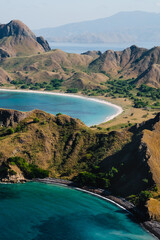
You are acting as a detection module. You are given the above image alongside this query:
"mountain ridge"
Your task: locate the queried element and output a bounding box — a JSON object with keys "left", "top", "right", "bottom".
{"left": 34, "top": 11, "right": 160, "bottom": 43}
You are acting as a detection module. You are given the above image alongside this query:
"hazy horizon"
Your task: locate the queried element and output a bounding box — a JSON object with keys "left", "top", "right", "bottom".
{"left": 1, "top": 0, "right": 160, "bottom": 29}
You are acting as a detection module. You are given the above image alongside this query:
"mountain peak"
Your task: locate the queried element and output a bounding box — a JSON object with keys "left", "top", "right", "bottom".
{"left": 0, "top": 20, "right": 51, "bottom": 57}
{"left": 0, "top": 20, "right": 36, "bottom": 40}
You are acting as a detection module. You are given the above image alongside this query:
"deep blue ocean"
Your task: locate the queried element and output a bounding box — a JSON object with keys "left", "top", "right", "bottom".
{"left": 0, "top": 182, "right": 155, "bottom": 240}
{"left": 0, "top": 91, "right": 118, "bottom": 126}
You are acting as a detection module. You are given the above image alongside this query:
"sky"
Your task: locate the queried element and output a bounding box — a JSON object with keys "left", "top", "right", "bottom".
{"left": 1, "top": 0, "right": 160, "bottom": 29}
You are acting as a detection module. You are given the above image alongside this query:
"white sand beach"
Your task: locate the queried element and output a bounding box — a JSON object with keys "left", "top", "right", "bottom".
{"left": 0, "top": 88, "right": 123, "bottom": 125}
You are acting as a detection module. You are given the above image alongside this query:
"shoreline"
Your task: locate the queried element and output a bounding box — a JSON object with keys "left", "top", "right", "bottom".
{"left": 0, "top": 88, "right": 123, "bottom": 126}
{"left": 33, "top": 178, "right": 160, "bottom": 239}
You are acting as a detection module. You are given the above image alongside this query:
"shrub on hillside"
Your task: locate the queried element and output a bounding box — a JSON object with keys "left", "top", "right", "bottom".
{"left": 8, "top": 157, "right": 49, "bottom": 179}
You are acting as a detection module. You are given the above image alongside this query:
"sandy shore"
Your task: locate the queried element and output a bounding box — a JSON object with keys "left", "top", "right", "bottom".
{"left": 0, "top": 88, "right": 123, "bottom": 125}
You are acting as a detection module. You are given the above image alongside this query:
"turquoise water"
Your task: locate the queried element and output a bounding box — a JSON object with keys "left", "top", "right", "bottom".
{"left": 0, "top": 182, "right": 155, "bottom": 240}
{"left": 0, "top": 91, "right": 118, "bottom": 126}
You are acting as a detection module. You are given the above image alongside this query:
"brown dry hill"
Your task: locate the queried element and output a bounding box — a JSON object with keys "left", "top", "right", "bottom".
{"left": 0, "top": 20, "right": 160, "bottom": 89}
{"left": 0, "top": 49, "right": 107, "bottom": 88}
{"left": 0, "top": 20, "right": 51, "bottom": 57}
{"left": 1, "top": 44, "right": 160, "bottom": 89}
{"left": 89, "top": 45, "right": 160, "bottom": 88}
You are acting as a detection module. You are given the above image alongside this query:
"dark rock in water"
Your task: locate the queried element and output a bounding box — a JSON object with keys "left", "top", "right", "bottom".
{"left": 37, "top": 36, "right": 51, "bottom": 52}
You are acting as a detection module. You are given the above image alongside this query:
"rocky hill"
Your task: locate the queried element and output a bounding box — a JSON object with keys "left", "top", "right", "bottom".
{"left": 0, "top": 20, "right": 160, "bottom": 88}
{"left": 0, "top": 108, "right": 159, "bottom": 221}
{"left": 89, "top": 45, "right": 160, "bottom": 88}
{"left": 0, "top": 40, "right": 160, "bottom": 88}
{"left": 0, "top": 20, "right": 51, "bottom": 57}
{"left": 0, "top": 48, "right": 107, "bottom": 88}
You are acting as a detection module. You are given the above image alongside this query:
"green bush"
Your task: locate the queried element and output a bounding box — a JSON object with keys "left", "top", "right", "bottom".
{"left": 21, "top": 85, "right": 28, "bottom": 89}
{"left": 56, "top": 113, "right": 62, "bottom": 116}
{"left": 33, "top": 118, "right": 40, "bottom": 123}
{"left": 66, "top": 88, "right": 78, "bottom": 93}
{"left": 8, "top": 157, "right": 49, "bottom": 179}
{"left": 10, "top": 162, "right": 16, "bottom": 166}
{"left": 108, "top": 167, "right": 118, "bottom": 178}
{"left": 7, "top": 128, "right": 15, "bottom": 135}
{"left": 74, "top": 171, "right": 110, "bottom": 189}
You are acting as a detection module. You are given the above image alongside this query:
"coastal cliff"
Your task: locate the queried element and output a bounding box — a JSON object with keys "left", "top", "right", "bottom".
{"left": 0, "top": 108, "right": 159, "bottom": 222}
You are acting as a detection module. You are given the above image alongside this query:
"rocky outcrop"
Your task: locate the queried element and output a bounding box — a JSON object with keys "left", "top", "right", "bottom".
{"left": 37, "top": 36, "right": 51, "bottom": 52}
{"left": 0, "top": 48, "right": 10, "bottom": 60}
{"left": 0, "top": 162, "right": 26, "bottom": 183}
{"left": 82, "top": 50, "right": 102, "bottom": 59}
{"left": 0, "top": 68, "right": 11, "bottom": 84}
{"left": 0, "top": 109, "right": 28, "bottom": 127}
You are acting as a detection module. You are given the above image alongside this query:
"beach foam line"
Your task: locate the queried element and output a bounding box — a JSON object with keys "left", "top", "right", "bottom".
{"left": 75, "top": 187, "right": 132, "bottom": 214}
{"left": 0, "top": 88, "right": 123, "bottom": 125}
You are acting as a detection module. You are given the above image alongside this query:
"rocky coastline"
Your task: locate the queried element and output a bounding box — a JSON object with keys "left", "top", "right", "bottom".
{"left": 33, "top": 178, "right": 160, "bottom": 239}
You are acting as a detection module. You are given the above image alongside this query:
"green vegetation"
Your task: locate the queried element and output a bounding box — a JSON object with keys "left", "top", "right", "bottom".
{"left": 83, "top": 80, "right": 160, "bottom": 109}
{"left": 11, "top": 79, "right": 64, "bottom": 91}
{"left": 74, "top": 166, "right": 118, "bottom": 189}
{"left": 7, "top": 128, "right": 15, "bottom": 135}
{"left": 129, "top": 190, "right": 153, "bottom": 207}
{"left": 66, "top": 88, "right": 78, "bottom": 93}
{"left": 56, "top": 113, "right": 63, "bottom": 116}
{"left": 33, "top": 117, "right": 40, "bottom": 123}
{"left": 8, "top": 157, "right": 49, "bottom": 179}
{"left": 137, "top": 85, "right": 160, "bottom": 100}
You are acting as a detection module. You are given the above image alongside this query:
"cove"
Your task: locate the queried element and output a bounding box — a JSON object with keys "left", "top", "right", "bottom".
{"left": 0, "top": 182, "right": 156, "bottom": 240}
{"left": 0, "top": 90, "right": 122, "bottom": 126}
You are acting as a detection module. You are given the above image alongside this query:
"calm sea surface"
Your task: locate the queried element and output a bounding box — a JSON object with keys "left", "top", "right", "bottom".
{"left": 0, "top": 91, "right": 118, "bottom": 126}
{"left": 0, "top": 182, "right": 155, "bottom": 240}
{"left": 49, "top": 42, "right": 160, "bottom": 53}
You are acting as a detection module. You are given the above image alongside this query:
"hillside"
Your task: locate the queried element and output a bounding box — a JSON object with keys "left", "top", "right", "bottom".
{"left": 34, "top": 11, "right": 160, "bottom": 43}
{"left": 0, "top": 109, "right": 160, "bottom": 221}
{"left": 0, "top": 109, "right": 130, "bottom": 179}
{"left": 0, "top": 20, "right": 160, "bottom": 89}
{"left": 0, "top": 36, "right": 160, "bottom": 89}
{"left": 89, "top": 45, "right": 160, "bottom": 88}
{"left": 0, "top": 20, "right": 51, "bottom": 57}
{"left": 0, "top": 49, "right": 108, "bottom": 89}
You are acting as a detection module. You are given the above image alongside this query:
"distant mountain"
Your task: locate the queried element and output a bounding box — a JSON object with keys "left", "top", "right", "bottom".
{"left": 0, "top": 20, "right": 51, "bottom": 57}
{"left": 34, "top": 11, "right": 160, "bottom": 44}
